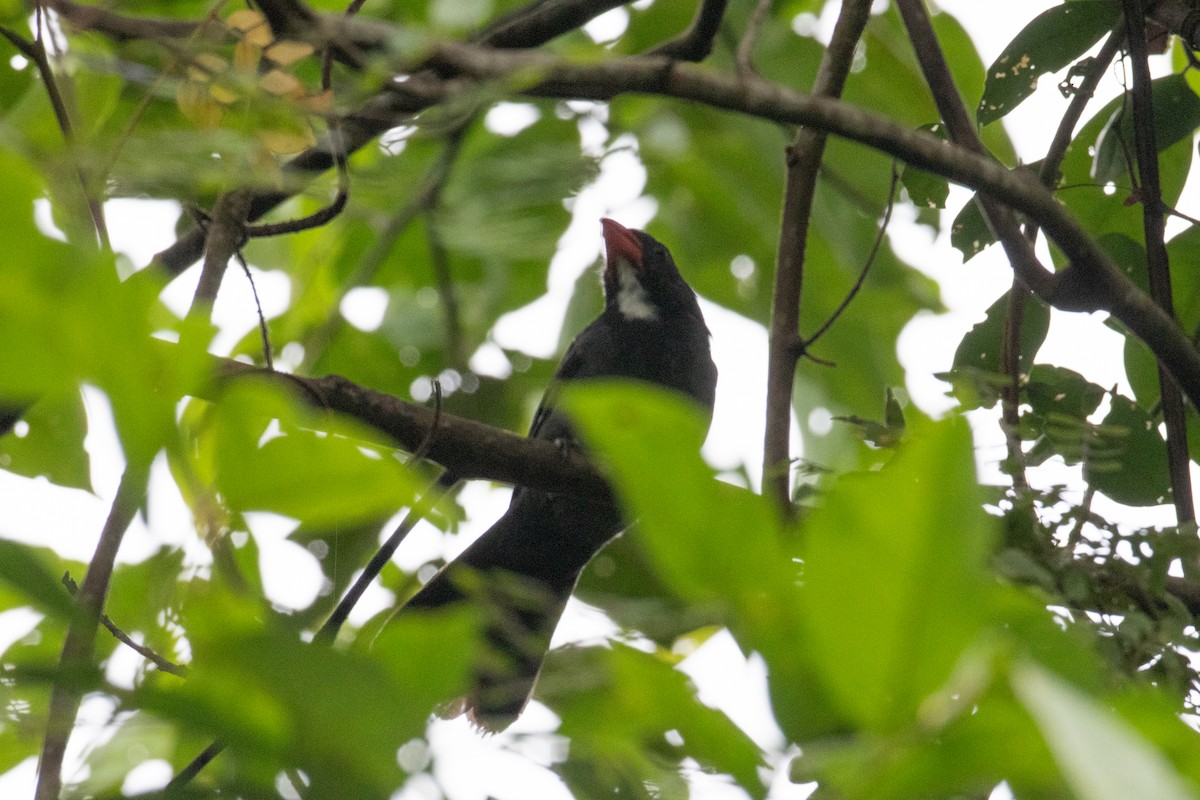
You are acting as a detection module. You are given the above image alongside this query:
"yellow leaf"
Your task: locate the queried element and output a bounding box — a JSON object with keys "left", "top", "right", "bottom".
{"left": 234, "top": 39, "right": 263, "bottom": 70}
{"left": 227, "top": 9, "right": 273, "bottom": 47}
{"left": 265, "top": 40, "right": 315, "bottom": 66}
{"left": 226, "top": 9, "right": 266, "bottom": 32}
{"left": 209, "top": 81, "right": 239, "bottom": 105}
{"left": 300, "top": 89, "right": 333, "bottom": 113}
{"left": 177, "top": 81, "right": 223, "bottom": 128}
{"left": 187, "top": 52, "right": 227, "bottom": 82}
{"left": 260, "top": 124, "right": 316, "bottom": 155}
{"left": 259, "top": 69, "right": 304, "bottom": 98}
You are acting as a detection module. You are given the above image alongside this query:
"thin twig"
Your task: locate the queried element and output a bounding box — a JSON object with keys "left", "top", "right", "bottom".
{"left": 315, "top": 381, "right": 447, "bottom": 645}
{"left": 1121, "top": 0, "right": 1195, "bottom": 531}
{"left": 762, "top": 0, "right": 872, "bottom": 513}
{"left": 1, "top": 9, "right": 108, "bottom": 249}
{"left": 425, "top": 215, "right": 466, "bottom": 368}
{"left": 244, "top": 124, "right": 350, "bottom": 238}
{"left": 234, "top": 251, "right": 274, "bottom": 370}
{"left": 62, "top": 573, "right": 189, "bottom": 677}
{"left": 800, "top": 163, "right": 900, "bottom": 352}
{"left": 736, "top": 0, "right": 773, "bottom": 79}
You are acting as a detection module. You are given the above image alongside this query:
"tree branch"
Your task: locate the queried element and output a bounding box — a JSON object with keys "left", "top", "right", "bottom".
{"left": 204, "top": 355, "right": 612, "bottom": 499}
{"left": 35, "top": 466, "right": 150, "bottom": 800}
{"left": 408, "top": 43, "right": 1200, "bottom": 416}
{"left": 1122, "top": 0, "right": 1195, "bottom": 527}
{"left": 148, "top": 0, "right": 629, "bottom": 276}
{"left": 189, "top": 190, "right": 252, "bottom": 316}
{"left": 763, "top": 0, "right": 871, "bottom": 512}
{"left": 647, "top": 0, "right": 729, "bottom": 61}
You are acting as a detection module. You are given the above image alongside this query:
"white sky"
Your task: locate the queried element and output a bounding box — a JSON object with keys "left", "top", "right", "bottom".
{"left": 2, "top": 1, "right": 1193, "bottom": 798}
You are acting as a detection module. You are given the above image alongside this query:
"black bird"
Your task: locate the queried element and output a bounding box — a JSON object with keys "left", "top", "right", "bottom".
{"left": 403, "top": 218, "right": 717, "bottom": 730}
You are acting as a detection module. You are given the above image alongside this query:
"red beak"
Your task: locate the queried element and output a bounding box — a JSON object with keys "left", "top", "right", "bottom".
{"left": 601, "top": 218, "right": 643, "bottom": 270}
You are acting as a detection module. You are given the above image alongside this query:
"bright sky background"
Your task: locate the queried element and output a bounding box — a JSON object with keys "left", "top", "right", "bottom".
{"left": 2, "top": 0, "right": 1193, "bottom": 797}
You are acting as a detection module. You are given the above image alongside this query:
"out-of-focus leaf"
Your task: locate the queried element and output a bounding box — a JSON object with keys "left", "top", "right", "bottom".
{"left": 138, "top": 593, "right": 477, "bottom": 797}
{"left": 1013, "top": 660, "right": 1198, "bottom": 800}
{"left": 801, "top": 416, "right": 994, "bottom": 731}
{"left": 1082, "top": 394, "right": 1171, "bottom": 507}
{"left": 565, "top": 383, "right": 844, "bottom": 741}
{"left": 206, "top": 381, "right": 420, "bottom": 526}
{"left": 1094, "top": 75, "right": 1200, "bottom": 184}
{"left": 0, "top": 391, "right": 90, "bottom": 491}
{"left": 0, "top": 540, "right": 77, "bottom": 621}
{"left": 978, "top": 1, "right": 1120, "bottom": 125}
{"left": 544, "top": 644, "right": 766, "bottom": 798}
{"left": 0, "top": 147, "right": 208, "bottom": 466}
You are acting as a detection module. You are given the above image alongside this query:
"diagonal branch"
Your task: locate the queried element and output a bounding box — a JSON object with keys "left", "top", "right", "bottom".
{"left": 763, "top": 0, "right": 872, "bottom": 512}
{"left": 35, "top": 466, "right": 150, "bottom": 800}
{"left": 202, "top": 352, "right": 612, "bottom": 498}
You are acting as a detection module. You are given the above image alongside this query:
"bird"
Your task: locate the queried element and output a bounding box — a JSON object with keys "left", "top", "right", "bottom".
{"left": 402, "top": 217, "right": 718, "bottom": 730}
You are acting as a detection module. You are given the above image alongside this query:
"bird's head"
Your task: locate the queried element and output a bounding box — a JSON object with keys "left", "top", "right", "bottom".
{"left": 600, "top": 218, "right": 703, "bottom": 325}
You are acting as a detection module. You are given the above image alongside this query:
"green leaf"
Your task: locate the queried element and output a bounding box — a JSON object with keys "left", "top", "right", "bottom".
{"left": 949, "top": 196, "right": 993, "bottom": 261}
{"left": 978, "top": 1, "right": 1121, "bottom": 125}
{"left": 901, "top": 124, "right": 950, "bottom": 209}
{"left": 138, "top": 594, "right": 477, "bottom": 796}
{"left": 0, "top": 540, "right": 77, "bottom": 621}
{"left": 544, "top": 644, "right": 766, "bottom": 798}
{"left": 801, "top": 416, "right": 995, "bottom": 731}
{"left": 1012, "top": 660, "right": 1198, "bottom": 800}
{"left": 1058, "top": 76, "right": 1194, "bottom": 249}
{"left": 206, "top": 380, "right": 421, "bottom": 527}
{"left": 564, "top": 382, "right": 844, "bottom": 740}
{"left": 942, "top": 291, "right": 1050, "bottom": 410}
{"left": 1023, "top": 365, "right": 1106, "bottom": 465}
{"left": 0, "top": 391, "right": 90, "bottom": 491}
{"left": 1094, "top": 74, "right": 1200, "bottom": 184}
{"left": 1082, "top": 394, "right": 1171, "bottom": 507}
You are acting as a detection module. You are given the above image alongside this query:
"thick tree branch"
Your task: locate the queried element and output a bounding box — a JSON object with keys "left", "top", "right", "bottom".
{"left": 411, "top": 43, "right": 1200, "bottom": 414}
{"left": 205, "top": 355, "right": 612, "bottom": 499}
{"left": 1122, "top": 0, "right": 1194, "bottom": 526}
{"left": 763, "top": 0, "right": 871, "bottom": 512}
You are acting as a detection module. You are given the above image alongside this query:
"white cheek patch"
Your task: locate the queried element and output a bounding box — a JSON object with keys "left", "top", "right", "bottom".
{"left": 615, "top": 260, "right": 659, "bottom": 321}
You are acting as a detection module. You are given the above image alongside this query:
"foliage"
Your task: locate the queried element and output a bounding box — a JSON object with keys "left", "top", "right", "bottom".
{"left": 2, "top": 1, "right": 1200, "bottom": 799}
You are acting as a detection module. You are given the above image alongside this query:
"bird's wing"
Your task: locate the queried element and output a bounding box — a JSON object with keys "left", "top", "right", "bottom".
{"left": 527, "top": 318, "right": 618, "bottom": 440}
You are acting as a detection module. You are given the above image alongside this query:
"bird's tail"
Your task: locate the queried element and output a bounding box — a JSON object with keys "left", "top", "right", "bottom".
{"left": 406, "top": 556, "right": 576, "bottom": 731}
